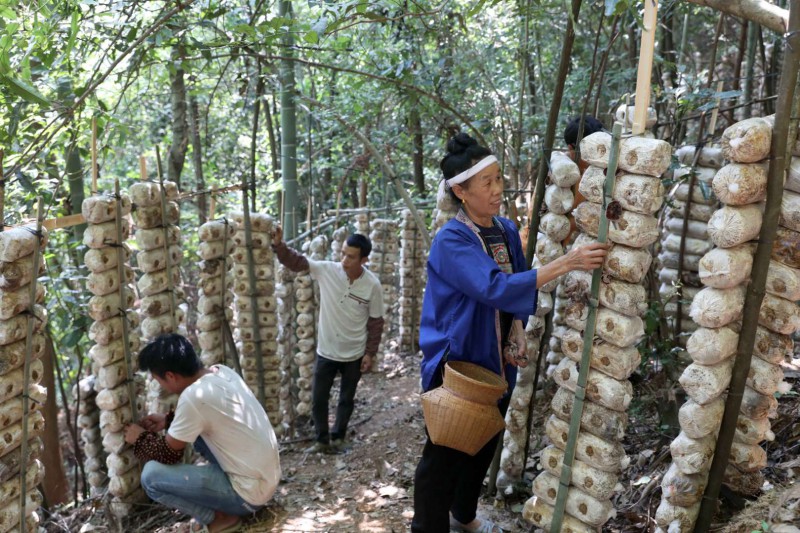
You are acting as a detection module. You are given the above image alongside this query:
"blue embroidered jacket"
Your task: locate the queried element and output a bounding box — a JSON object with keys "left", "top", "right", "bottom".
{"left": 419, "top": 215, "right": 539, "bottom": 393}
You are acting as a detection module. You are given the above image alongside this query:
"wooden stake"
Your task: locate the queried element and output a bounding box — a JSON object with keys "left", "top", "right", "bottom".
{"left": 708, "top": 80, "right": 724, "bottom": 136}
{"left": 139, "top": 156, "right": 148, "bottom": 181}
{"left": 209, "top": 196, "right": 216, "bottom": 219}
{"left": 91, "top": 117, "right": 98, "bottom": 194}
{"left": 19, "top": 198, "right": 45, "bottom": 533}
{"left": 632, "top": 0, "right": 658, "bottom": 135}
{"left": 240, "top": 184, "right": 266, "bottom": 405}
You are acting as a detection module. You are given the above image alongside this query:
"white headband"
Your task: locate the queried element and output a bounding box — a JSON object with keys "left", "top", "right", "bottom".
{"left": 447, "top": 155, "right": 498, "bottom": 187}
{"left": 436, "top": 155, "right": 499, "bottom": 206}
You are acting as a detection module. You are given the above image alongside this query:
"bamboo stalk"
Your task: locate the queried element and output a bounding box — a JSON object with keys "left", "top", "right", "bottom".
{"left": 550, "top": 122, "right": 622, "bottom": 532}
{"left": 694, "top": 3, "right": 800, "bottom": 530}
{"left": 632, "top": 0, "right": 658, "bottom": 135}
{"left": 0, "top": 149, "right": 5, "bottom": 233}
{"left": 19, "top": 199, "right": 44, "bottom": 533}
{"left": 91, "top": 118, "right": 98, "bottom": 194}
{"left": 114, "top": 179, "right": 138, "bottom": 422}
{"left": 139, "top": 156, "right": 147, "bottom": 181}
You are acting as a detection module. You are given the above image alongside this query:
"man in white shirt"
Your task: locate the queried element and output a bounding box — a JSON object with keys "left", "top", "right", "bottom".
{"left": 272, "top": 227, "right": 384, "bottom": 453}
{"left": 124, "top": 334, "right": 281, "bottom": 533}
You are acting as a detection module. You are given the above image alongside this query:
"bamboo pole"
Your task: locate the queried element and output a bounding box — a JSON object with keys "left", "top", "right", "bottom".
{"left": 0, "top": 149, "right": 5, "bottom": 233}
{"left": 19, "top": 199, "right": 44, "bottom": 533}
{"left": 632, "top": 0, "right": 658, "bottom": 135}
{"left": 550, "top": 122, "right": 622, "bottom": 532}
{"left": 139, "top": 156, "right": 147, "bottom": 181}
{"left": 91, "top": 118, "right": 98, "bottom": 194}
{"left": 694, "top": 3, "right": 800, "bottom": 530}
{"left": 524, "top": 0, "right": 584, "bottom": 268}
{"left": 114, "top": 179, "right": 138, "bottom": 422}
{"left": 155, "top": 146, "right": 178, "bottom": 333}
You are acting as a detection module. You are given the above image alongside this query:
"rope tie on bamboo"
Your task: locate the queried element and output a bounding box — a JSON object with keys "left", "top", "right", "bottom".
{"left": 20, "top": 226, "right": 43, "bottom": 239}
{"left": 19, "top": 394, "right": 43, "bottom": 406}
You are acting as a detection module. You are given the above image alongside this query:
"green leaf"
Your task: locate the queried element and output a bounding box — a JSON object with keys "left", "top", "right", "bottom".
{"left": 304, "top": 30, "right": 319, "bottom": 44}
{"left": 61, "top": 327, "right": 84, "bottom": 348}
{"left": 65, "top": 9, "right": 79, "bottom": 56}
{"left": 0, "top": 75, "right": 49, "bottom": 107}
{"left": 605, "top": 0, "right": 627, "bottom": 16}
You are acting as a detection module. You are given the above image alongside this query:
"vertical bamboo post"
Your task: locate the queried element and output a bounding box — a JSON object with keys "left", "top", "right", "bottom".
{"left": 0, "top": 149, "right": 5, "bottom": 232}
{"left": 694, "top": 3, "right": 800, "bottom": 530}
{"left": 139, "top": 156, "right": 147, "bottom": 181}
{"left": 551, "top": 123, "right": 622, "bottom": 532}
{"left": 19, "top": 199, "right": 45, "bottom": 533}
{"left": 632, "top": 0, "right": 658, "bottom": 136}
{"left": 114, "top": 179, "right": 138, "bottom": 422}
{"left": 155, "top": 146, "right": 178, "bottom": 332}
{"left": 707, "top": 80, "right": 724, "bottom": 136}
{"left": 91, "top": 118, "right": 98, "bottom": 195}
{"left": 240, "top": 185, "right": 266, "bottom": 405}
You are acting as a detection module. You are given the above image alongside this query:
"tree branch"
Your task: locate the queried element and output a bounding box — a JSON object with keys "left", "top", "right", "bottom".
{"left": 683, "top": 0, "right": 787, "bottom": 33}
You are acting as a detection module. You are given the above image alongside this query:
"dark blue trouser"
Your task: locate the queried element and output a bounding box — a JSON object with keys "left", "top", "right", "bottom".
{"left": 411, "top": 368, "right": 511, "bottom": 532}
{"left": 312, "top": 354, "right": 363, "bottom": 444}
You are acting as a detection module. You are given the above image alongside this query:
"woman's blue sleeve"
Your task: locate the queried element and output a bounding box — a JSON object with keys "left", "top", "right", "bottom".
{"left": 429, "top": 227, "right": 538, "bottom": 318}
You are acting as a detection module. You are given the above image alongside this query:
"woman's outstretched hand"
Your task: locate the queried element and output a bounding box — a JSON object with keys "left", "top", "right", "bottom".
{"left": 563, "top": 241, "right": 609, "bottom": 271}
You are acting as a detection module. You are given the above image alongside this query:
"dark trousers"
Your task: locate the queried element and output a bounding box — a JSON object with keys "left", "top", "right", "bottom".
{"left": 411, "top": 371, "right": 511, "bottom": 533}
{"left": 312, "top": 354, "right": 363, "bottom": 444}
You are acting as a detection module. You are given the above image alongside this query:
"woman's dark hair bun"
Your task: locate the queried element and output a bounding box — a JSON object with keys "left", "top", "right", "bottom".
{"left": 446, "top": 132, "right": 477, "bottom": 155}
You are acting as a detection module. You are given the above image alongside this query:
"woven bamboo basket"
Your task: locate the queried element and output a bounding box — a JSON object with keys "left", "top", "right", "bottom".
{"left": 421, "top": 361, "right": 507, "bottom": 455}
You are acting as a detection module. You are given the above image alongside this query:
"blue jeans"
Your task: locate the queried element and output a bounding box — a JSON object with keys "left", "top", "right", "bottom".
{"left": 140, "top": 437, "right": 261, "bottom": 525}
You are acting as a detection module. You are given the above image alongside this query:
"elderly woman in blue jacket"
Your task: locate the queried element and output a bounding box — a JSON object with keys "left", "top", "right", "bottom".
{"left": 411, "top": 133, "right": 608, "bottom": 533}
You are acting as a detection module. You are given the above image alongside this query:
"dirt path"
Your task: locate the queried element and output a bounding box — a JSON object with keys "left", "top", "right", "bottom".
{"left": 237, "top": 349, "right": 521, "bottom": 532}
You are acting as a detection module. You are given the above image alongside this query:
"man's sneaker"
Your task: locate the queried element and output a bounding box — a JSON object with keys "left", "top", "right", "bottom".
{"left": 331, "top": 438, "right": 348, "bottom": 452}
{"left": 304, "top": 441, "right": 334, "bottom": 454}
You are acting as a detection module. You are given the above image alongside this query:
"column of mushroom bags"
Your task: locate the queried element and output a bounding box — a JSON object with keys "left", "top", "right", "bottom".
{"left": 230, "top": 212, "right": 280, "bottom": 426}
{"left": 368, "top": 218, "right": 397, "bottom": 368}
{"left": 524, "top": 131, "right": 671, "bottom": 532}
{"left": 75, "top": 376, "right": 106, "bottom": 494}
{"left": 654, "top": 116, "right": 796, "bottom": 532}
{"left": 330, "top": 226, "right": 348, "bottom": 262}
{"left": 83, "top": 192, "right": 148, "bottom": 516}
{"left": 196, "top": 218, "right": 237, "bottom": 367}
{"left": 720, "top": 116, "right": 800, "bottom": 496}
{"left": 541, "top": 151, "right": 582, "bottom": 378}
{"left": 129, "top": 181, "right": 185, "bottom": 415}
{"left": 659, "top": 146, "right": 723, "bottom": 346}
{"left": 291, "top": 244, "right": 315, "bottom": 420}
{"left": 496, "top": 150, "right": 581, "bottom": 496}
{"left": 0, "top": 227, "right": 47, "bottom": 533}
{"left": 275, "top": 263, "right": 296, "bottom": 434}
{"left": 398, "top": 209, "right": 426, "bottom": 353}
{"left": 352, "top": 212, "right": 370, "bottom": 236}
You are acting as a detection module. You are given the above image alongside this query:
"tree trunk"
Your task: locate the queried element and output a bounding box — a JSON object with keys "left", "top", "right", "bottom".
{"left": 264, "top": 92, "right": 279, "bottom": 181}
{"left": 744, "top": 21, "right": 759, "bottom": 118}
{"left": 39, "top": 335, "right": 69, "bottom": 506}
{"left": 279, "top": 0, "right": 299, "bottom": 239}
{"left": 409, "top": 105, "right": 424, "bottom": 194}
{"left": 683, "top": 0, "right": 787, "bottom": 33}
{"left": 188, "top": 95, "right": 208, "bottom": 222}
{"left": 251, "top": 64, "right": 265, "bottom": 212}
{"left": 55, "top": 80, "right": 86, "bottom": 243}
{"left": 168, "top": 44, "right": 188, "bottom": 189}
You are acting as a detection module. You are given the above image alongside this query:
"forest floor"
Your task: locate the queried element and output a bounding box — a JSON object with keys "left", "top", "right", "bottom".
{"left": 44, "top": 341, "right": 800, "bottom": 533}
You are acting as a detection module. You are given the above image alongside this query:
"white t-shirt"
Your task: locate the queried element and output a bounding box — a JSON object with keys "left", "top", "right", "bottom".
{"left": 168, "top": 365, "right": 281, "bottom": 506}
{"left": 308, "top": 260, "right": 384, "bottom": 362}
